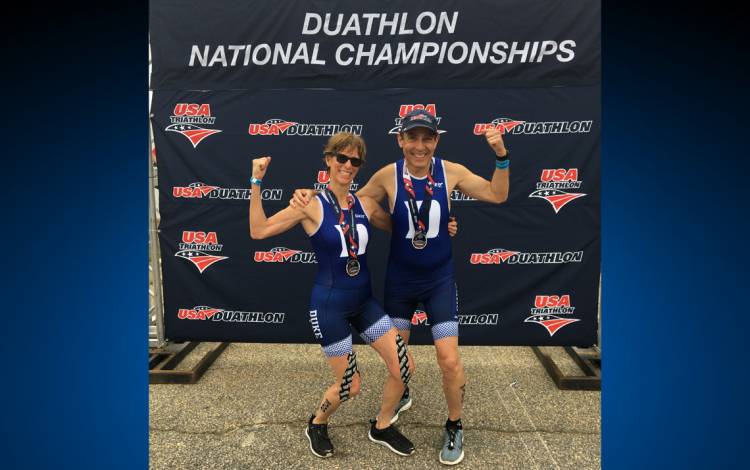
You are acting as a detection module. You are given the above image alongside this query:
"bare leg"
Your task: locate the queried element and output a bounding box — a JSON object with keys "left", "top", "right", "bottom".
{"left": 397, "top": 329, "right": 416, "bottom": 376}
{"left": 434, "top": 336, "right": 465, "bottom": 421}
{"left": 312, "top": 352, "right": 361, "bottom": 424}
{"left": 369, "top": 328, "right": 409, "bottom": 429}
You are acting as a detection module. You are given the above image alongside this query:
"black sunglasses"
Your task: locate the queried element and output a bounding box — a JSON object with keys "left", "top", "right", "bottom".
{"left": 327, "top": 152, "right": 363, "bottom": 167}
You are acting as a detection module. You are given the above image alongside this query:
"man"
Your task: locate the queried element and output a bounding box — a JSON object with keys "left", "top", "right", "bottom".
{"left": 294, "top": 109, "right": 509, "bottom": 465}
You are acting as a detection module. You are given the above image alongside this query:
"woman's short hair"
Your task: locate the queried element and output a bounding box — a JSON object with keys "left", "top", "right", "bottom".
{"left": 322, "top": 132, "right": 366, "bottom": 168}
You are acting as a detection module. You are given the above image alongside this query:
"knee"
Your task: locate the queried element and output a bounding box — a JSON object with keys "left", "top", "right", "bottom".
{"left": 437, "top": 355, "right": 463, "bottom": 378}
{"left": 338, "top": 376, "right": 360, "bottom": 402}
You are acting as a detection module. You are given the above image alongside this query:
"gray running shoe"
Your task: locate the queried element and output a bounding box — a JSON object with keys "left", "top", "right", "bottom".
{"left": 390, "top": 389, "right": 413, "bottom": 424}
{"left": 439, "top": 426, "right": 464, "bottom": 465}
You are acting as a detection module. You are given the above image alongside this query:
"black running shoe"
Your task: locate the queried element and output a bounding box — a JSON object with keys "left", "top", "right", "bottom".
{"left": 368, "top": 419, "right": 415, "bottom": 456}
{"left": 305, "top": 415, "right": 333, "bottom": 458}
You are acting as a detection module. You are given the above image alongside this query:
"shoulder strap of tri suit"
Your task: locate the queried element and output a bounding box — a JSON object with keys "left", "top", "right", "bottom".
{"left": 438, "top": 157, "right": 451, "bottom": 206}
{"left": 393, "top": 160, "right": 403, "bottom": 194}
{"left": 316, "top": 192, "right": 332, "bottom": 218}
{"left": 354, "top": 193, "right": 370, "bottom": 216}
{"left": 389, "top": 161, "right": 401, "bottom": 214}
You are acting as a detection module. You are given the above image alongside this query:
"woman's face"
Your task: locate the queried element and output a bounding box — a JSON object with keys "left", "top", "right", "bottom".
{"left": 326, "top": 146, "right": 362, "bottom": 186}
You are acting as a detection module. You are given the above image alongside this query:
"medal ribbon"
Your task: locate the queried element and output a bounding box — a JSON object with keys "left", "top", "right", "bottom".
{"left": 402, "top": 159, "right": 435, "bottom": 234}
{"left": 323, "top": 189, "right": 359, "bottom": 260}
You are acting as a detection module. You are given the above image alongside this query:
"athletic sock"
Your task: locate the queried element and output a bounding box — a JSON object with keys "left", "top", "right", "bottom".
{"left": 446, "top": 418, "right": 463, "bottom": 431}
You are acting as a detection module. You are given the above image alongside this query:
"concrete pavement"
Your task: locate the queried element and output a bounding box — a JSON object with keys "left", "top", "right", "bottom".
{"left": 149, "top": 343, "right": 600, "bottom": 469}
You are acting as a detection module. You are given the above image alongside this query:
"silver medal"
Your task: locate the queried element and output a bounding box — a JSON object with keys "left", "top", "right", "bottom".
{"left": 412, "top": 231, "right": 428, "bottom": 250}
{"left": 346, "top": 258, "right": 361, "bottom": 277}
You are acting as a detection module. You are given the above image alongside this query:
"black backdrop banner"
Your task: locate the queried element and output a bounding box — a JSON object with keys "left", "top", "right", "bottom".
{"left": 150, "top": 0, "right": 600, "bottom": 346}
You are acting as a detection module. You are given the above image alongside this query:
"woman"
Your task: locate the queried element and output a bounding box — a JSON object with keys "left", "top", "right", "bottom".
{"left": 249, "top": 132, "right": 416, "bottom": 458}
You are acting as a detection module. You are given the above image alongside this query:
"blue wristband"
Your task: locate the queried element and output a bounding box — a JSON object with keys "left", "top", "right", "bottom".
{"left": 495, "top": 159, "right": 510, "bottom": 170}
{"left": 250, "top": 177, "right": 263, "bottom": 186}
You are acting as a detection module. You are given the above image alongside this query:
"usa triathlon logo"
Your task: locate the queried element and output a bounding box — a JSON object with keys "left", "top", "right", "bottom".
{"left": 175, "top": 230, "right": 228, "bottom": 273}
{"left": 388, "top": 104, "right": 446, "bottom": 134}
{"left": 254, "top": 246, "right": 317, "bottom": 263}
{"left": 529, "top": 168, "right": 586, "bottom": 213}
{"left": 165, "top": 103, "right": 222, "bottom": 147}
{"left": 470, "top": 248, "right": 583, "bottom": 265}
{"left": 249, "top": 118, "right": 362, "bottom": 136}
{"left": 473, "top": 117, "right": 526, "bottom": 135}
{"left": 177, "top": 306, "right": 285, "bottom": 323}
{"left": 314, "top": 171, "right": 359, "bottom": 192}
{"left": 524, "top": 295, "right": 580, "bottom": 336}
{"left": 473, "top": 116, "right": 592, "bottom": 135}
{"left": 172, "top": 182, "right": 283, "bottom": 201}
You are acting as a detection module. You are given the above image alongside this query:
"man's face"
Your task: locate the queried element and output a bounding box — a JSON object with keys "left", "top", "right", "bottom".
{"left": 397, "top": 127, "right": 439, "bottom": 172}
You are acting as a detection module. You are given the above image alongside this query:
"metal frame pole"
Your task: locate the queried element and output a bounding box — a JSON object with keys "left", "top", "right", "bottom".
{"left": 148, "top": 116, "right": 166, "bottom": 348}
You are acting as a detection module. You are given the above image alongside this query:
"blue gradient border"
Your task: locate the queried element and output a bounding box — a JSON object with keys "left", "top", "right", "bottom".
{"left": 602, "top": 2, "right": 746, "bottom": 469}
{"left": 4, "top": 4, "right": 148, "bottom": 469}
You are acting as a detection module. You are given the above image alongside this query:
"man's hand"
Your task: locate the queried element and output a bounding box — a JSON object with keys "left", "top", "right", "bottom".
{"left": 289, "top": 188, "right": 316, "bottom": 209}
{"left": 448, "top": 216, "right": 458, "bottom": 237}
{"left": 484, "top": 128, "right": 507, "bottom": 157}
{"left": 252, "top": 156, "right": 272, "bottom": 179}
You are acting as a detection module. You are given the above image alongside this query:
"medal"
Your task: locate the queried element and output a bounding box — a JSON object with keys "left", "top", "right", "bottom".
{"left": 412, "top": 231, "right": 427, "bottom": 249}
{"left": 346, "top": 258, "right": 361, "bottom": 277}
{"left": 402, "top": 160, "right": 436, "bottom": 250}
{"left": 323, "top": 189, "right": 362, "bottom": 278}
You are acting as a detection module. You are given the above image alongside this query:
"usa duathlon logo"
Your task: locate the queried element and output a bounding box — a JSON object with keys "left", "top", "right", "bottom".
{"left": 172, "top": 182, "right": 283, "bottom": 201}
{"left": 470, "top": 248, "right": 583, "bottom": 265}
{"left": 247, "top": 119, "right": 297, "bottom": 135}
{"left": 253, "top": 246, "right": 317, "bottom": 263}
{"left": 473, "top": 117, "right": 526, "bottom": 135}
{"left": 175, "top": 231, "right": 228, "bottom": 273}
{"left": 410, "top": 309, "right": 499, "bottom": 326}
{"left": 249, "top": 118, "right": 363, "bottom": 136}
{"left": 388, "top": 104, "right": 446, "bottom": 134}
{"left": 411, "top": 309, "right": 429, "bottom": 325}
{"left": 529, "top": 168, "right": 586, "bottom": 213}
{"left": 473, "top": 116, "right": 593, "bottom": 135}
{"left": 165, "top": 103, "right": 222, "bottom": 148}
{"left": 177, "top": 306, "right": 285, "bottom": 324}
{"left": 314, "top": 171, "right": 359, "bottom": 192}
{"left": 524, "top": 295, "right": 580, "bottom": 336}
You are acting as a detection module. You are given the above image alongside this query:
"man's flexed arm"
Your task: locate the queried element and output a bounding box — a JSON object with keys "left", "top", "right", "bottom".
{"left": 447, "top": 128, "right": 509, "bottom": 203}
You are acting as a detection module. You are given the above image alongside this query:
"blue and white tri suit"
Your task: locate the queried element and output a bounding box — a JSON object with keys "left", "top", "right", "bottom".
{"left": 308, "top": 192, "right": 394, "bottom": 357}
{"left": 384, "top": 157, "right": 459, "bottom": 340}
